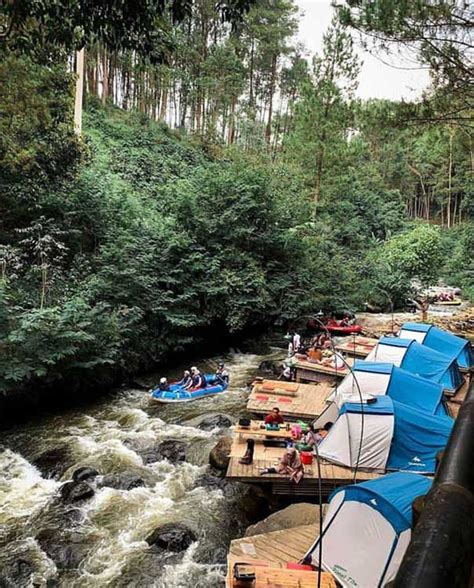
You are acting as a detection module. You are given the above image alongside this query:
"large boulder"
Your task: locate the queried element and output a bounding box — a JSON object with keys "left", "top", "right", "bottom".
{"left": 209, "top": 436, "right": 232, "bottom": 471}
{"left": 245, "top": 503, "right": 320, "bottom": 537}
{"left": 146, "top": 523, "right": 196, "bottom": 552}
{"left": 0, "top": 558, "right": 34, "bottom": 587}
{"left": 99, "top": 471, "right": 145, "bottom": 491}
{"left": 197, "top": 414, "right": 233, "bottom": 431}
{"left": 36, "top": 529, "right": 90, "bottom": 570}
{"left": 72, "top": 466, "right": 99, "bottom": 483}
{"left": 142, "top": 440, "right": 186, "bottom": 465}
{"left": 59, "top": 481, "right": 94, "bottom": 503}
{"left": 32, "top": 447, "right": 73, "bottom": 479}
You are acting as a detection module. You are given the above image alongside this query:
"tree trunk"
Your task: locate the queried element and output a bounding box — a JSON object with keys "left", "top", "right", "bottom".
{"left": 265, "top": 53, "right": 277, "bottom": 144}
{"left": 227, "top": 95, "right": 237, "bottom": 145}
{"left": 447, "top": 127, "right": 454, "bottom": 228}
{"left": 102, "top": 49, "right": 108, "bottom": 104}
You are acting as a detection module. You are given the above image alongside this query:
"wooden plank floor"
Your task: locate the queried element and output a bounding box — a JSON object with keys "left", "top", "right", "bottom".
{"left": 227, "top": 524, "right": 336, "bottom": 588}
{"left": 247, "top": 379, "right": 333, "bottom": 421}
{"left": 226, "top": 434, "right": 381, "bottom": 495}
{"left": 335, "top": 336, "right": 378, "bottom": 358}
{"left": 294, "top": 356, "right": 354, "bottom": 380}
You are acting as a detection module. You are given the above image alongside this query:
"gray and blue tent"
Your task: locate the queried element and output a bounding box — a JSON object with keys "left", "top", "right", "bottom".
{"left": 399, "top": 322, "right": 473, "bottom": 370}
{"left": 334, "top": 360, "right": 448, "bottom": 415}
{"left": 305, "top": 472, "right": 433, "bottom": 587}
{"left": 366, "top": 336, "right": 462, "bottom": 393}
{"left": 317, "top": 396, "right": 453, "bottom": 473}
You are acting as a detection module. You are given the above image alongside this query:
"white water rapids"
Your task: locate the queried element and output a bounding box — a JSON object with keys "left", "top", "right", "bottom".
{"left": 0, "top": 349, "right": 284, "bottom": 587}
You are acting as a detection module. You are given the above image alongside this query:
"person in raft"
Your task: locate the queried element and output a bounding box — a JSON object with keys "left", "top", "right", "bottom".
{"left": 186, "top": 366, "right": 207, "bottom": 390}
{"left": 176, "top": 370, "right": 191, "bottom": 388}
{"left": 264, "top": 407, "right": 284, "bottom": 426}
{"left": 158, "top": 377, "right": 170, "bottom": 392}
{"left": 215, "top": 362, "right": 229, "bottom": 385}
{"left": 260, "top": 447, "right": 304, "bottom": 483}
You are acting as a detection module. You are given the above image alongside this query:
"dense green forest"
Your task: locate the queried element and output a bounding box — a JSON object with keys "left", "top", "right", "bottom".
{"left": 1, "top": 0, "right": 472, "bottom": 396}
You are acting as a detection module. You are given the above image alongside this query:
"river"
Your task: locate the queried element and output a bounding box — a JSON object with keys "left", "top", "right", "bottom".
{"left": 0, "top": 348, "right": 283, "bottom": 588}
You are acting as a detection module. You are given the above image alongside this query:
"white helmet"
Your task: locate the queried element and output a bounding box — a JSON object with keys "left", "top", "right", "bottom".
{"left": 160, "top": 377, "right": 167, "bottom": 384}
{"left": 191, "top": 366, "right": 197, "bottom": 373}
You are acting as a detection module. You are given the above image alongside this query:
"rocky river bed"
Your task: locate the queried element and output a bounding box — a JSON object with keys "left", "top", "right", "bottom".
{"left": 0, "top": 349, "right": 285, "bottom": 588}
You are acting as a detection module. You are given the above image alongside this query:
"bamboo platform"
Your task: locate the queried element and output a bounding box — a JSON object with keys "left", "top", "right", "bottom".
{"left": 226, "top": 434, "right": 381, "bottom": 496}
{"left": 247, "top": 379, "right": 333, "bottom": 421}
{"left": 294, "top": 356, "right": 354, "bottom": 384}
{"left": 227, "top": 524, "right": 336, "bottom": 588}
{"left": 335, "top": 336, "right": 378, "bottom": 358}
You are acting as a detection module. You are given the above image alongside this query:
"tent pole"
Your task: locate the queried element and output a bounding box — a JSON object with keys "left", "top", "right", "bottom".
{"left": 392, "top": 376, "right": 474, "bottom": 587}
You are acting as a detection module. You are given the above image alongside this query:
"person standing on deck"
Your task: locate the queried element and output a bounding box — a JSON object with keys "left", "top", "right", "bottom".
{"left": 293, "top": 331, "right": 301, "bottom": 352}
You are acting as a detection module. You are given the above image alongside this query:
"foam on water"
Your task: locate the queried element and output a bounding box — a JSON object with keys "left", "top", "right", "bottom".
{"left": 0, "top": 450, "right": 59, "bottom": 540}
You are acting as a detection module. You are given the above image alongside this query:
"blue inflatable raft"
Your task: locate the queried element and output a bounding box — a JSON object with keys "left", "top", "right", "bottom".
{"left": 151, "top": 374, "right": 228, "bottom": 403}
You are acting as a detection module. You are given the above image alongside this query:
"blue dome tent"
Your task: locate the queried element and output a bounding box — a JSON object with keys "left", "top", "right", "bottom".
{"left": 317, "top": 396, "right": 453, "bottom": 473}
{"left": 366, "top": 336, "right": 462, "bottom": 393}
{"left": 305, "top": 472, "right": 433, "bottom": 588}
{"left": 332, "top": 360, "right": 447, "bottom": 415}
{"left": 399, "top": 322, "right": 473, "bottom": 370}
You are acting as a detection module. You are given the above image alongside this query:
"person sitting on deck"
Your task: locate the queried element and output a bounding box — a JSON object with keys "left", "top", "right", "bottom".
{"left": 158, "top": 377, "right": 170, "bottom": 392}
{"left": 176, "top": 370, "right": 191, "bottom": 388}
{"left": 259, "top": 447, "right": 304, "bottom": 483}
{"left": 307, "top": 346, "right": 323, "bottom": 361}
{"left": 215, "top": 362, "right": 229, "bottom": 385}
{"left": 187, "top": 366, "right": 207, "bottom": 390}
{"left": 296, "top": 422, "right": 333, "bottom": 451}
{"left": 264, "top": 407, "right": 284, "bottom": 426}
{"left": 320, "top": 350, "right": 345, "bottom": 369}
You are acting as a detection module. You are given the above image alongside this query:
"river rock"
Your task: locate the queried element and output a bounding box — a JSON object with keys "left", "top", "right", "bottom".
{"left": 36, "top": 529, "right": 90, "bottom": 570}
{"left": 72, "top": 466, "right": 100, "bottom": 483}
{"left": 209, "top": 436, "right": 231, "bottom": 470}
{"left": 143, "top": 440, "right": 186, "bottom": 464}
{"left": 32, "top": 447, "right": 73, "bottom": 479}
{"left": 0, "top": 558, "right": 34, "bottom": 587}
{"left": 146, "top": 523, "right": 197, "bottom": 552}
{"left": 99, "top": 471, "right": 145, "bottom": 490}
{"left": 197, "top": 414, "right": 233, "bottom": 431}
{"left": 245, "top": 503, "right": 320, "bottom": 537}
{"left": 259, "top": 360, "right": 280, "bottom": 374}
{"left": 59, "top": 481, "right": 94, "bottom": 503}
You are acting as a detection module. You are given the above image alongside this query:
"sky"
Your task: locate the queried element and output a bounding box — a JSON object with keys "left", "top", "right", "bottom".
{"left": 295, "top": 0, "right": 431, "bottom": 101}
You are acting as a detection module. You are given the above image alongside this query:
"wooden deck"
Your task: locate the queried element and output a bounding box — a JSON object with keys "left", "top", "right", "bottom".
{"left": 227, "top": 524, "right": 336, "bottom": 588}
{"left": 446, "top": 373, "right": 471, "bottom": 418}
{"left": 226, "top": 433, "right": 381, "bottom": 496}
{"left": 247, "top": 379, "right": 333, "bottom": 421}
{"left": 335, "top": 336, "right": 378, "bottom": 358}
{"left": 294, "top": 357, "right": 354, "bottom": 384}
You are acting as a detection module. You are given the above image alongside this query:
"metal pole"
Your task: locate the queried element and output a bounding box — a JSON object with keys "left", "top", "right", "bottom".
{"left": 393, "top": 376, "right": 474, "bottom": 587}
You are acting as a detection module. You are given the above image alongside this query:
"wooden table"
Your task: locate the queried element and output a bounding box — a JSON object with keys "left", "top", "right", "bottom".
{"left": 235, "top": 421, "right": 293, "bottom": 440}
